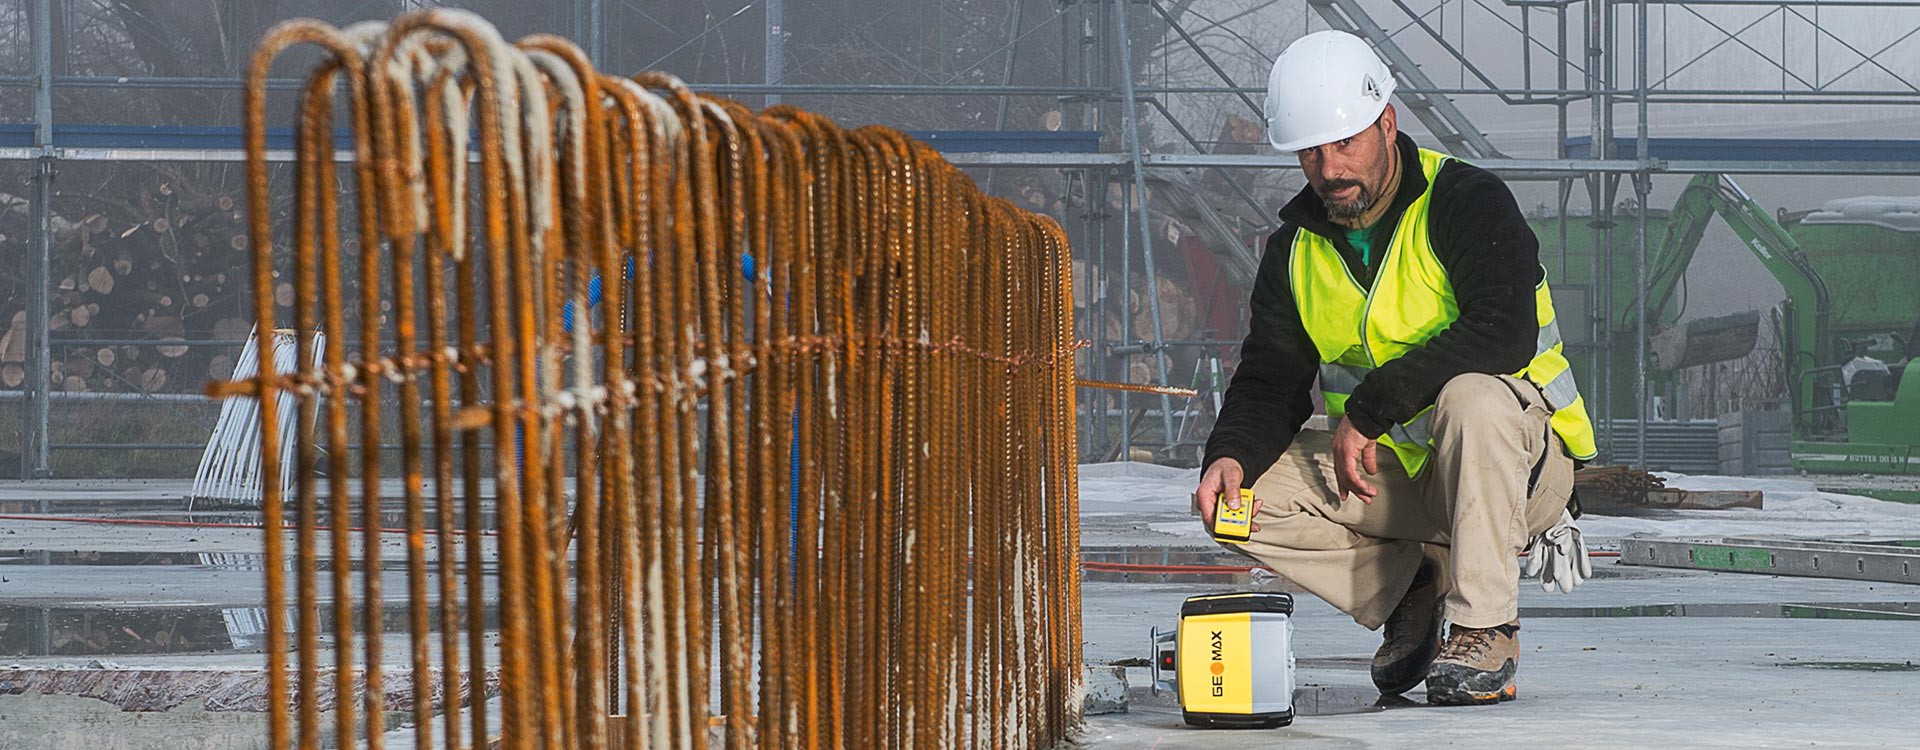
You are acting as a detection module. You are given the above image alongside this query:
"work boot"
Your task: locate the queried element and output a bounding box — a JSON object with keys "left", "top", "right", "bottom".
{"left": 1426, "top": 621, "right": 1520, "bottom": 706}
{"left": 1370, "top": 558, "right": 1444, "bottom": 696}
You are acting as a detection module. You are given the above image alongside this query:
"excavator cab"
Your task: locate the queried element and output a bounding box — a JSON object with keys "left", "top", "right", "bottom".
{"left": 1632, "top": 174, "right": 1919, "bottom": 473}
{"left": 1839, "top": 339, "right": 1898, "bottom": 403}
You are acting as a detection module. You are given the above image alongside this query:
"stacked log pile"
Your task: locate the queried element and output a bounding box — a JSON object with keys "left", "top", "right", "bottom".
{"left": 0, "top": 180, "right": 257, "bottom": 394}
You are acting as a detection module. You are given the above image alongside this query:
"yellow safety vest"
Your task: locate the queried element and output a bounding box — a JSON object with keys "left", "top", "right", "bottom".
{"left": 1289, "top": 147, "right": 1599, "bottom": 477}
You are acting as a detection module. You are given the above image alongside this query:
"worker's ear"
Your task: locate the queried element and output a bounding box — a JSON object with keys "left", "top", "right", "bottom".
{"left": 1378, "top": 104, "right": 1397, "bottom": 142}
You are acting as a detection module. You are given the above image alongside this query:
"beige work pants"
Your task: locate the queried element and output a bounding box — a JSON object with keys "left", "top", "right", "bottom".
{"left": 1223, "top": 374, "right": 1574, "bottom": 630}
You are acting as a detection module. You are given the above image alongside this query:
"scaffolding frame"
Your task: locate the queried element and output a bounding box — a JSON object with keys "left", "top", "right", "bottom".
{"left": 12, "top": 0, "right": 1920, "bottom": 476}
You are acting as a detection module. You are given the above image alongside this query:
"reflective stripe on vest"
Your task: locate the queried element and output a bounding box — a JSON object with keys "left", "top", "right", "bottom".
{"left": 1291, "top": 148, "right": 1600, "bottom": 476}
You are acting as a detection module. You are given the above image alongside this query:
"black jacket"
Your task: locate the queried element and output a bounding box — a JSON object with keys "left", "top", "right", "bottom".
{"left": 1203, "top": 133, "right": 1544, "bottom": 485}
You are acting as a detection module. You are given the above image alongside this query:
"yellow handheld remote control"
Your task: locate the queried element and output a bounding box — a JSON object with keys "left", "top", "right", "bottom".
{"left": 1212, "top": 488, "right": 1255, "bottom": 544}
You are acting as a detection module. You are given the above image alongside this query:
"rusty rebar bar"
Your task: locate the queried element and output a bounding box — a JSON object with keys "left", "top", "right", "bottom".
{"left": 242, "top": 11, "right": 1085, "bottom": 748}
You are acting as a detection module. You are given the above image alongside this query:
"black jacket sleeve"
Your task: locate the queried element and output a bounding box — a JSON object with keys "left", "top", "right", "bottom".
{"left": 1202, "top": 227, "right": 1321, "bottom": 486}
{"left": 1340, "top": 162, "right": 1543, "bottom": 434}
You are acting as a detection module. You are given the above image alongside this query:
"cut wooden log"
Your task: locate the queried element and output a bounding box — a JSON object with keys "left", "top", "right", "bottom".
{"left": 1, "top": 313, "right": 23, "bottom": 363}
{"left": 142, "top": 315, "right": 185, "bottom": 339}
{"left": 64, "top": 354, "right": 95, "bottom": 381}
{"left": 88, "top": 266, "right": 115, "bottom": 295}
{"left": 212, "top": 317, "right": 250, "bottom": 342}
{"left": 1, "top": 363, "right": 22, "bottom": 388}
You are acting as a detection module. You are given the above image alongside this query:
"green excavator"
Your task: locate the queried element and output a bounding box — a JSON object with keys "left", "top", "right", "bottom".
{"left": 1634, "top": 173, "right": 1919, "bottom": 474}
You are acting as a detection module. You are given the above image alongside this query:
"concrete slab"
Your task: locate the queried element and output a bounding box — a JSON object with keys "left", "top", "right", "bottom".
{"left": 1075, "top": 463, "right": 1920, "bottom": 748}
{"left": 3, "top": 464, "right": 1917, "bottom": 747}
{"left": 1080, "top": 571, "right": 1920, "bottom": 747}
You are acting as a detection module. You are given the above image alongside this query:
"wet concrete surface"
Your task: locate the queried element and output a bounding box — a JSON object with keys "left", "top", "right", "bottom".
{"left": 1078, "top": 568, "right": 1920, "bottom": 748}
{"left": 5, "top": 476, "right": 1920, "bottom": 746}
{"left": 1073, "top": 464, "right": 1920, "bottom": 746}
{"left": 0, "top": 509, "right": 498, "bottom": 658}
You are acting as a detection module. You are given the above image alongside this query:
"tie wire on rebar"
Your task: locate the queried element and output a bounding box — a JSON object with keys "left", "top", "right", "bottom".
{"left": 232, "top": 9, "right": 1084, "bottom": 749}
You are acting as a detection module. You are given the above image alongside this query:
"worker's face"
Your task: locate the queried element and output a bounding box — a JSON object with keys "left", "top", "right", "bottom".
{"left": 1296, "top": 106, "right": 1397, "bottom": 223}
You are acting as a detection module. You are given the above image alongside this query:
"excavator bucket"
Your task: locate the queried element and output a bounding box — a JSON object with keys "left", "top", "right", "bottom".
{"left": 1651, "top": 310, "right": 1762, "bottom": 371}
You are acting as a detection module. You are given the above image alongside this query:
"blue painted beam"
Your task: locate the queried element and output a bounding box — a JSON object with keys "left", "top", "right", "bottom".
{"left": 1566, "top": 136, "right": 1920, "bottom": 163}
{"left": 0, "top": 123, "right": 1102, "bottom": 156}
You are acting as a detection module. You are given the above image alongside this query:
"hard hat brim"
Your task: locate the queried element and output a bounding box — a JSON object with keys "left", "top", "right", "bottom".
{"left": 1267, "top": 103, "right": 1387, "bottom": 153}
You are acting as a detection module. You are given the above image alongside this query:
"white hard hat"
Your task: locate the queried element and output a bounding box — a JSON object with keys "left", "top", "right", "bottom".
{"left": 1265, "top": 30, "right": 1397, "bottom": 152}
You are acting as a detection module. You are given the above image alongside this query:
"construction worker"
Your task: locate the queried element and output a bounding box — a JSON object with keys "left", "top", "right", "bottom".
{"left": 1194, "top": 30, "right": 1598, "bottom": 706}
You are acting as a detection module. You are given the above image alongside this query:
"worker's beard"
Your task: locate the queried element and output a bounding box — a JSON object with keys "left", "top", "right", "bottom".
{"left": 1318, "top": 179, "right": 1375, "bottom": 222}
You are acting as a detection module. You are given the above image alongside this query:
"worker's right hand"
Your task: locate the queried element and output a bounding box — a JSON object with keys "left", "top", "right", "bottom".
{"left": 1331, "top": 417, "right": 1380, "bottom": 504}
{"left": 1195, "top": 457, "right": 1259, "bottom": 533}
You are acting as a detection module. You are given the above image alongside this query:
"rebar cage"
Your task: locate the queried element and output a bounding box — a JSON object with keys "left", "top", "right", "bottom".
{"left": 231, "top": 10, "right": 1084, "bottom": 748}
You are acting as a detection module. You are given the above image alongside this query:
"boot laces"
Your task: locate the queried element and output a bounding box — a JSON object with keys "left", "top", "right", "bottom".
{"left": 1439, "top": 625, "right": 1503, "bottom": 663}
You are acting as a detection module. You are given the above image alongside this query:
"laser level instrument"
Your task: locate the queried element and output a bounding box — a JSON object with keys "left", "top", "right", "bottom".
{"left": 1149, "top": 592, "right": 1296, "bottom": 728}
{"left": 1212, "top": 489, "right": 1254, "bottom": 545}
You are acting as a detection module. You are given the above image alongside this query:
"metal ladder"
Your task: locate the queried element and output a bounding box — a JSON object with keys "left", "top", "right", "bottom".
{"left": 1308, "top": 0, "right": 1505, "bottom": 160}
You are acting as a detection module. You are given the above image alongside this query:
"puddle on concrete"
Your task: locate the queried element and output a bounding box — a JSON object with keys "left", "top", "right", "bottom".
{"left": 0, "top": 601, "right": 502, "bottom": 657}
{"left": 0, "top": 550, "right": 492, "bottom": 575}
{"left": 1521, "top": 602, "right": 1920, "bottom": 620}
{"left": 0, "top": 550, "right": 212, "bottom": 566}
{"left": 1779, "top": 661, "right": 1920, "bottom": 672}
{"left": 5, "top": 505, "right": 502, "bottom": 532}
{"left": 124, "top": 508, "right": 502, "bottom": 529}
{"left": 0, "top": 604, "right": 267, "bottom": 656}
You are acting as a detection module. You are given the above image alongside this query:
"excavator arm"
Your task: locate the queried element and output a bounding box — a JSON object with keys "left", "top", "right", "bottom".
{"left": 1701, "top": 175, "right": 1834, "bottom": 423}
{"left": 1633, "top": 173, "right": 1834, "bottom": 427}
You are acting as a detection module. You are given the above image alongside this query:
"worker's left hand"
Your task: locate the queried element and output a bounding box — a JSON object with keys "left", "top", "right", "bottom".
{"left": 1331, "top": 417, "right": 1379, "bottom": 503}
{"left": 1522, "top": 509, "right": 1592, "bottom": 593}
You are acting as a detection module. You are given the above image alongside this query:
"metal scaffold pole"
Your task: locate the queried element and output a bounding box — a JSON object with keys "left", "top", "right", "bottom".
{"left": 765, "top": 0, "right": 784, "bottom": 107}
{"left": 586, "top": 0, "right": 604, "bottom": 67}
{"left": 1112, "top": 0, "right": 1178, "bottom": 456}
{"left": 1634, "top": 0, "right": 1652, "bottom": 469}
{"left": 23, "top": 0, "right": 54, "bottom": 480}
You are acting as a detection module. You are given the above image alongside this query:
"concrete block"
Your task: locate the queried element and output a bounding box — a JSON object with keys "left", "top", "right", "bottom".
{"left": 1083, "top": 664, "right": 1127, "bottom": 715}
{"left": 0, "top": 691, "right": 289, "bottom": 750}
{"left": 1718, "top": 409, "right": 1792, "bottom": 475}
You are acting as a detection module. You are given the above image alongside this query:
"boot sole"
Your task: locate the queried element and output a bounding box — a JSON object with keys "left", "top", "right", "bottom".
{"left": 1427, "top": 683, "right": 1516, "bottom": 706}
